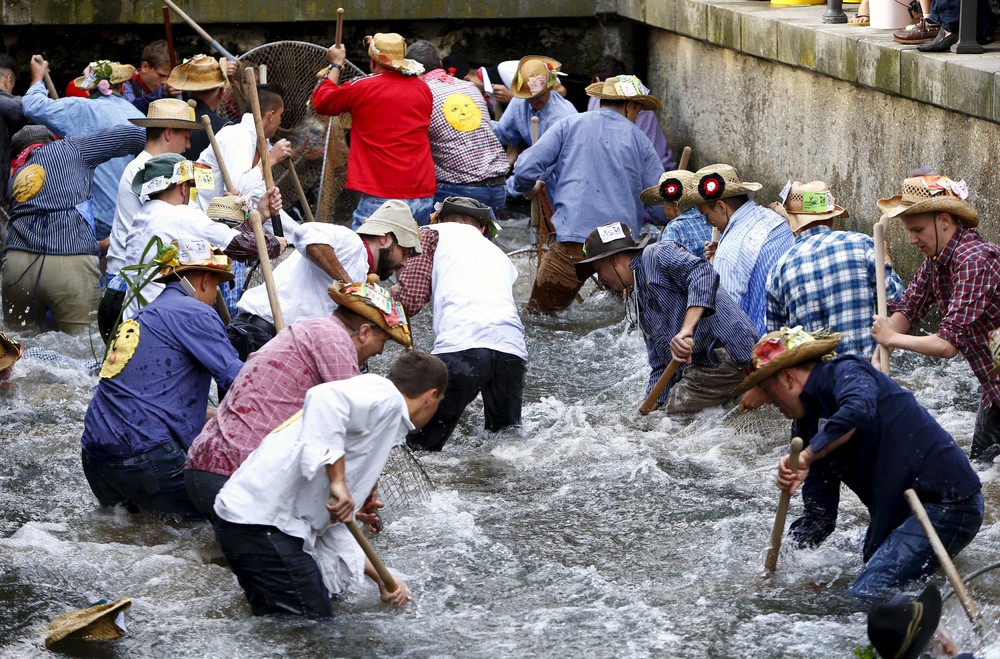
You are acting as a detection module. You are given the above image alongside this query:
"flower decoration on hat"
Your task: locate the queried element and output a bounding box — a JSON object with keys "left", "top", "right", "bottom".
{"left": 699, "top": 173, "right": 725, "bottom": 201}
{"left": 751, "top": 326, "right": 839, "bottom": 370}
{"left": 81, "top": 61, "right": 115, "bottom": 95}
{"left": 659, "top": 177, "right": 684, "bottom": 203}
{"left": 152, "top": 242, "right": 181, "bottom": 271}
{"left": 917, "top": 175, "right": 969, "bottom": 200}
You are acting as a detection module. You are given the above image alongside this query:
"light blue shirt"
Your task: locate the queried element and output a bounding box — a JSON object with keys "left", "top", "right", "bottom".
{"left": 511, "top": 109, "right": 663, "bottom": 243}
{"left": 23, "top": 80, "right": 145, "bottom": 240}
{"left": 492, "top": 92, "right": 577, "bottom": 149}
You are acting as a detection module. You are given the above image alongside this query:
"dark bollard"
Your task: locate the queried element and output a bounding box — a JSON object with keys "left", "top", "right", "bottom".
{"left": 822, "top": 0, "right": 848, "bottom": 23}
{"left": 953, "top": 0, "right": 983, "bottom": 53}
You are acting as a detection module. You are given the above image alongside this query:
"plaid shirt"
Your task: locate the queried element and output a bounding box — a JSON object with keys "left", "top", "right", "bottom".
{"left": 890, "top": 226, "right": 1000, "bottom": 407}
{"left": 421, "top": 68, "right": 509, "bottom": 184}
{"left": 766, "top": 226, "right": 904, "bottom": 357}
{"left": 395, "top": 226, "right": 439, "bottom": 316}
{"left": 185, "top": 316, "right": 360, "bottom": 477}
{"left": 661, "top": 208, "right": 712, "bottom": 259}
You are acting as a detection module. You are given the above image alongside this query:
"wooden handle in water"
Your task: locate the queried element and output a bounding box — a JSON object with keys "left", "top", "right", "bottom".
{"left": 874, "top": 218, "right": 890, "bottom": 375}
{"left": 201, "top": 114, "right": 235, "bottom": 193}
{"left": 639, "top": 337, "right": 695, "bottom": 415}
{"left": 346, "top": 520, "right": 397, "bottom": 592}
{"left": 244, "top": 67, "right": 282, "bottom": 238}
{"left": 765, "top": 437, "right": 804, "bottom": 572}
{"left": 249, "top": 212, "right": 285, "bottom": 332}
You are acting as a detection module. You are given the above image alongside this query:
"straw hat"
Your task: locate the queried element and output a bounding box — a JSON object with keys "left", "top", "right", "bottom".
{"left": 166, "top": 54, "right": 228, "bottom": 92}
{"left": 129, "top": 98, "right": 204, "bottom": 130}
{"left": 772, "top": 180, "right": 849, "bottom": 233}
{"left": 152, "top": 239, "right": 235, "bottom": 284}
{"left": 44, "top": 598, "right": 131, "bottom": 647}
{"left": 0, "top": 332, "right": 23, "bottom": 370}
{"left": 366, "top": 33, "right": 424, "bottom": 75}
{"left": 691, "top": 164, "right": 762, "bottom": 205}
{"left": 73, "top": 60, "right": 135, "bottom": 91}
{"left": 357, "top": 200, "right": 422, "bottom": 253}
{"left": 732, "top": 326, "right": 842, "bottom": 395}
{"left": 510, "top": 56, "right": 562, "bottom": 99}
{"left": 867, "top": 585, "right": 942, "bottom": 659}
{"left": 130, "top": 153, "right": 194, "bottom": 196}
{"left": 574, "top": 222, "right": 650, "bottom": 280}
{"left": 206, "top": 195, "right": 251, "bottom": 227}
{"left": 877, "top": 174, "right": 979, "bottom": 228}
{"left": 585, "top": 75, "right": 661, "bottom": 111}
{"left": 641, "top": 169, "right": 700, "bottom": 209}
{"left": 328, "top": 281, "right": 412, "bottom": 348}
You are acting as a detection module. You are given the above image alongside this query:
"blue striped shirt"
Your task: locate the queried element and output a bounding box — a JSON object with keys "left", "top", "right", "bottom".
{"left": 661, "top": 208, "right": 713, "bottom": 259}
{"left": 631, "top": 241, "right": 760, "bottom": 405}
{"left": 6, "top": 124, "right": 146, "bottom": 256}
{"left": 23, "top": 80, "right": 145, "bottom": 240}
{"left": 766, "top": 226, "right": 905, "bottom": 357}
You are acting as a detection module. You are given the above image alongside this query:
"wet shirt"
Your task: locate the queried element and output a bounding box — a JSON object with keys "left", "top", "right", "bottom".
{"left": 790, "top": 355, "right": 981, "bottom": 562}
{"left": 888, "top": 226, "right": 1000, "bottom": 408}
{"left": 661, "top": 207, "right": 713, "bottom": 259}
{"left": 81, "top": 283, "right": 242, "bottom": 461}
{"left": 421, "top": 68, "right": 508, "bottom": 185}
{"left": 511, "top": 109, "right": 663, "bottom": 244}
{"left": 186, "top": 316, "right": 361, "bottom": 477}
{"left": 312, "top": 71, "right": 435, "bottom": 199}
{"left": 630, "top": 241, "right": 759, "bottom": 405}
{"left": 766, "top": 225, "right": 904, "bottom": 357}
{"left": 5, "top": 124, "right": 146, "bottom": 256}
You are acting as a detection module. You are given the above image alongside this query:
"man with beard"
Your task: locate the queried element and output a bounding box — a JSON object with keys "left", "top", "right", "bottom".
{"left": 228, "top": 199, "right": 421, "bottom": 359}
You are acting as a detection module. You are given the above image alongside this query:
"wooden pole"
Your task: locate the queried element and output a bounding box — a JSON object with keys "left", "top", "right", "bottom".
{"left": 244, "top": 67, "right": 282, "bottom": 238}
{"left": 639, "top": 337, "right": 695, "bottom": 415}
{"left": 874, "top": 216, "right": 891, "bottom": 375}
{"left": 249, "top": 211, "right": 285, "bottom": 332}
{"left": 160, "top": 0, "right": 237, "bottom": 61}
{"left": 531, "top": 116, "right": 544, "bottom": 269}
{"left": 286, "top": 158, "right": 315, "bottom": 223}
{"left": 162, "top": 6, "right": 177, "bottom": 69}
{"left": 677, "top": 145, "right": 692, "bottom": 170}
{"left": 201, "top": 114, "right": 235, "bottom": 193}
{"left": 32, "top": 56, "right": 58, "bottom": 100}
{"left": 330, "top": 489, "right": 398, "bottom": 593}
{"left": 335, "top": 7, "right": 345, "bottom": 47}
{"left": 903, "top": 489, "right": 981, "bottom": 625}
{"left": 765, "top": 437, "right": 804, "bottom": 572}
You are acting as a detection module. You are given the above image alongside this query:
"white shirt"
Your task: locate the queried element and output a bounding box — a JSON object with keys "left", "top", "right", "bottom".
{"left": 120, "top": 199, "right": 238, "bottom": 319}
{"left": 238, "top": 222, "right": 369, "bottom": 324}
{"left": 106, "top": 150, "right": 152, "bottom": 276}
{"left": 214, "top": 375, "right": 412, "bottom": 595}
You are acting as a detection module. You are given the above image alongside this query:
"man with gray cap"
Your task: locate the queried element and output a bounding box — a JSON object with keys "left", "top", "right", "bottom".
{"left": 230, "top": 199, "right": 421, "bottom": 359}
{"left": 396, "top": 196, "right": 527, "bottom": 450}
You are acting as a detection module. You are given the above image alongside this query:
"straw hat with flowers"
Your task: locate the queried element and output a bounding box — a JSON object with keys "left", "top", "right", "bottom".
{"left": 328, "top": 281, "right": 412, "bottom": 348}
{"left": 73, "top": 60, "right": 135, "bottom": 93}
{"left": 365, "top": 33, "right": 424, "bottom": 76}
{"left": 510, "top": 56, "right": 562, "bottom": 99}
{"left": 732, "top": 326, "right": 843, "bottom": 395}
{"left": 0, "top": 332, "right": 23, "bottom": 371}
{"left": 877, "top": 174, "right": 979, "bottom": 228}
{"left": 691, "top": 164, "right": 762, "bottom": 205}
{"left": 641, "top": 169, "right": 699, "bottom": 208}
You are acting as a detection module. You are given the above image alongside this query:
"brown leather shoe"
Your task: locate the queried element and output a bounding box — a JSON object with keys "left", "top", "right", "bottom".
{"left": 893, "top": 17, "right": 940, "bottom": 43}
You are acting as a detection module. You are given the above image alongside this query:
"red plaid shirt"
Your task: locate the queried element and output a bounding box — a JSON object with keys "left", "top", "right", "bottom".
{"left": 889, "top": 226, "right": 1000, "bottom": 407}
{"left": 395, "top": 226, "right": 439, "bottom": 316}
{"left": 186, "top": 316, "right": 360, "bottom": 476}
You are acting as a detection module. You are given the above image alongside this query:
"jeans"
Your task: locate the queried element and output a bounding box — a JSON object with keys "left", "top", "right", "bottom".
{"left": 847, "top": 492, "right": 984, "bottom": 598}
{"left": 407, "top": 348, "right": 526, "bottom": 451}
{"left": 214, "top": 518, "right": 332, "bottom": 618}
{"left": 81, "top": 443, "right": 203, "bottom": 520}
{"left": 434, "top": 181, "right": 507, "bottom": 220}
{"left": 971, "top": 401, "right": 1000, "bottom": 463}
{"left": 351, "top": 193, "right": 435, "bottom": 229}
{"left": 184, "top": 468, "right": 230, "bottom": 522}
{"left": 931, "top": 0, "right": 995, "bottom": 33}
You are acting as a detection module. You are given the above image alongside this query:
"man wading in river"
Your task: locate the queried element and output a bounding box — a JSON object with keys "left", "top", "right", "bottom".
{"left": 739, "top": 327, "right": 982, "bottom": 597}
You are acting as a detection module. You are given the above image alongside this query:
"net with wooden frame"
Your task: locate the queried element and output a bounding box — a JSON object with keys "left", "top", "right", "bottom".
{"left": 377, "top": 445, "right": 435, "bottom": 519}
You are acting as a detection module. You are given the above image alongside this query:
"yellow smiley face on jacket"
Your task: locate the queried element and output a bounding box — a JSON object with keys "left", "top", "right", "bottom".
{"left": 443, "top": 93, "right": 482, "bottom": 132}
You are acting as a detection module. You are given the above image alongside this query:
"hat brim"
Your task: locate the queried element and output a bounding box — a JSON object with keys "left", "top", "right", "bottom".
{"left": 574, "top": 235, "right": 651, "bottom": 280}
{"left": 166, "top": 71, "right": 228, "bottom": 92}
{"left": 328, "top": 284, "right": 412, "bottom": 348}
{"left": 877, "top": 195, "right": 979, "bottom": 228}
{"left": 585, "top": 83, "right": 661, "bottom": 111}
{"left": 129, "top": 117, "right": 204, "bottom": 130}
{"left": 772, "top": 202, "right": 849, "bottom": 232}
{"left": 45, "top": 598, "right": 131, "bottom": 647}
{"left": 356, "top": 219, "right": 422, "bottom": 254}
{"left": 155, "top": 265, "right": 235, "bottom": 284}
{"left": 731, "top": 337, "right": 842, "bottom": 396}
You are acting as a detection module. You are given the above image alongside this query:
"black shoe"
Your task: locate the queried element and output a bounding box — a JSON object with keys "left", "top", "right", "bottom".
{"left": 918, "top": 29, "right": 958, "bottom": 51}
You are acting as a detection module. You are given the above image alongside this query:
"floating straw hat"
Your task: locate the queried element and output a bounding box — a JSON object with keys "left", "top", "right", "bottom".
{"left": 877, "top": 174, "right": 978, "bottom": 228}
{"left": 45, "top": 598, "right": 132, "bottom": 647}
{"left": 328, "top": 281, "right": 412, "bottom": 348}
{"left": 771, "top": 180, "right": 849, "bottom": 233}
{"left": 585, "top": 74, "right": 660, "bottom": 111}
{"left": 732, "top": 327, "right": 842, "bottom": 395}
{"left": 166, "top": 54, "right": 228, "bottom": 92}
{"left": 0, "top": 332, "right": 23, "bottom": 370}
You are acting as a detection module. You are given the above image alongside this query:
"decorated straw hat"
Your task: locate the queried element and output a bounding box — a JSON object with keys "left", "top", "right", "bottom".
{"left": 0, "top": 332, "right": 23, "bottom": 370}
{"left": 44, "top": 598, "right": 132, "bottom": 647}
{"left": 166, "top": 54, "right": 228, "bottom": 92}
{"left": 328, "top": 281, "right": 412, "bottom": 348}
{"left": 357, "top": 200, "right": 422, "bottom": 253}
{"left": 641, "top": 169, "right": 700, "bottom": 209}
{"left": 130, "top": 153, "right": 195, "bottom": 196}
{"left": 585, "top": 75, "right": 661, "bottom": 111}
{"left": 365, "top": 33, "right": 424, "bottom": 76}
{"left": 867, "top": 585, "right": 942, "bottom": 659}
{"left": 73, "top": 60, "right": 135, "bottom": 91}
{"left": 771, "top": 180, "right": 849, "bottom": 233}
{"left": 152, "top": 239, "right": 235, "bottom": 284}
{"left": 692, "top": 164, "right": 763, "bottom": 205}
{"left": 510, "top": 56, "right": 562, "bottom": 99}
{"left": 574, "top": 221, "right": 651, "bottom": 280}
{"left": 433, "top": 196, "right": 501, "bottom": 239}
{"left": 206, "top": 195, "right": 252, "bottom": 227}
{"left": 877, "top": 174, "right": 979, "bottom": 228}
{"left": 732, "top": 326, "right": 842, "bottom": 395}
{"left": 129, "top": 98, "right": 204, "bottom": 130}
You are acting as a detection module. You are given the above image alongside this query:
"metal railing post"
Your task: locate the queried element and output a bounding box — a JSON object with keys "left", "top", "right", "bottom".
{"left": 953, "top": 0, "right": 983, "bottom": 53}
{"left": 822, "top": 0, "right": 848, "bottom": 23}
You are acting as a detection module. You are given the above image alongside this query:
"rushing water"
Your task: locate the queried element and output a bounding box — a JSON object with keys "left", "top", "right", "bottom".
{"left": 2, "top": 217, "right": 999, "bottom": 658}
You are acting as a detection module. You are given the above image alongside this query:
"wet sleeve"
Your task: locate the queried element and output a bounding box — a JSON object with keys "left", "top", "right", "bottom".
{"left": 184, "top": 309, "right": 243, "bottom": 391}
{"left": 789, "top": 467, "right": 840, "bottom": 548}
{"left": 807, "top": 360, "right": 877, "bottom": 455}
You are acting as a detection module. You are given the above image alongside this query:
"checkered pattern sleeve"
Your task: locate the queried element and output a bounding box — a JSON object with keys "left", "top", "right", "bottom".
{"left": 936, "top": 243, "right": 1000, "bottom": 352}
{"left": 888, "top": 259, "right": 934, "bottom": 325}
{"left": 395, "top": 227, "right": 438, "bottom": 316}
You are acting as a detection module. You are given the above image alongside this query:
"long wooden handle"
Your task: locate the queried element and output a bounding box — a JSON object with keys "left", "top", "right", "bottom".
{"left": 677, "top": 145, "right": 692, "bottom": 170}
{"left": 904, "top": 489, "right": 980, "bottom": 624}
{"left": 201, "top": 114, "right": 235, "bottom": 193}
{"left": 249, "top": 211, "right": 285, "bottom": 332}
{"left": 244, "top": 67, "right": 282, "bottom": 238}
{"left": 286, "top": 158, "right": 315, "bottom": 223}
{"left": 765, "top": 437, "right": 804, "bottom": 572}
{"left": 335, "top": 7, "right": 344, "bottom": 47}
{"left": 32, "top": 56, "right": 58, "bottom": 100}
{"left": 345, "top": 520, "right": 397, "bottom": 592}
{"left": 160, "top": 0, "right": 237, "bottom": 60}
{"left": 215, "top": 290, "right": 231, "bottom": 324}
{"left": 874, "top": 217, "right": 891, "bottom": 375}
{"left": 639, "top": 338, "right": 695, "bottom": 415}
{"left": 163, "top": 6, "right": 177, "bottom": 69}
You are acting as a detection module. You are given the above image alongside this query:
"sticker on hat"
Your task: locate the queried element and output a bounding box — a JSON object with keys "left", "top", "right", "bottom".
{"left": 597, "top": 222, "right": 627, "bottom": 243}
{"left": 800, "top": 191, "right": 834, "bottom": 213}
{"left": 612, "top": 75, "right": 650, "bottom": 97}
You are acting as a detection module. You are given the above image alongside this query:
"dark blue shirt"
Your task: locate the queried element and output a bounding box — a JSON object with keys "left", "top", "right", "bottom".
{"left": 790, "top": 355, "right": 981, "bottom": 562}
{"left": 81, "top": 282, "right": 242, "bottom": 461}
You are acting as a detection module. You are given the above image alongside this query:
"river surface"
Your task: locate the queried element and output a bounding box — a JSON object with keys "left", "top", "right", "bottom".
{"left": 1, "top": 217, "right": 998, "bottom": 658}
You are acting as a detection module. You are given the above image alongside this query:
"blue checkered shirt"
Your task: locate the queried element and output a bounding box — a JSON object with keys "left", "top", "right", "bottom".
{"left": 661, "top": 208, "right": 713, "bottom": 259}
{"left": 766, "top": 225, "right": 904, "bottom": 357}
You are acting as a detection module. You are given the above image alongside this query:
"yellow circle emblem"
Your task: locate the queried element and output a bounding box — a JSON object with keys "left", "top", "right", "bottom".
{"left": 100, "top": 319, "right": 141, "bottom": 379}
{"left": 443, "top": 93, "right": 482, "bottom": 132}
{"left": 11, "top": 164, "right": 46, "bottom": 203}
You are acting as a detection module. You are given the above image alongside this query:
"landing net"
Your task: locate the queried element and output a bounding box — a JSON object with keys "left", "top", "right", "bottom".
{"left": 378, "top": 445, "right": 434, "bottom": 517}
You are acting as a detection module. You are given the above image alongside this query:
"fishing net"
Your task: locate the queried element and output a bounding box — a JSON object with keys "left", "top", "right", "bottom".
{"left": 377, "top": 445, "right": 434, "bottom": 518}
{"left": 722, "top": 405, "right": 791, "bottom": 443}
{"left": 940, "top": 561, "right": 1000, "bottom": 650}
